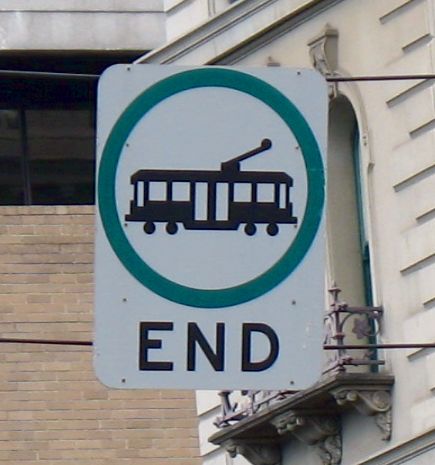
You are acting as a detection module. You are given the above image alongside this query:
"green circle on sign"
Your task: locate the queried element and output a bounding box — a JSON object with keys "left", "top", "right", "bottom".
{"left": 98, "top": 67, "right": 324, "bottom": 308}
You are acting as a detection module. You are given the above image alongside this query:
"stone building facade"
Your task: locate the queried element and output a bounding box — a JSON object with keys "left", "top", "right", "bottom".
{"left": 136, "top": 1, "right": 435, "bottom": 464}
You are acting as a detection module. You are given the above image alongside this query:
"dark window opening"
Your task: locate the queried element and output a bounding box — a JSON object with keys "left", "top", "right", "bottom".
{"left": 0, "top": 52, "right": 144, "bottom": 205}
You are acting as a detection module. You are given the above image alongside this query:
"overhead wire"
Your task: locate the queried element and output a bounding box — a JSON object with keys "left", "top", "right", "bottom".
{"left": 0, "top": 69, "right": 435, "bottom": 81}
{"left": 0, "top": 68, "right": 433, "bottom": 349}
{"left": 1, "top": 339, "right": 435, "bottom": 350}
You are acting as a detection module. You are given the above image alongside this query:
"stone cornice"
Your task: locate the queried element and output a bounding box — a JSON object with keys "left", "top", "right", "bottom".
{"left": 136, "top": 0, "right": 344, "bottom": 65}
{"left": 356, "top": 429, "right": 435, "bottom": 465}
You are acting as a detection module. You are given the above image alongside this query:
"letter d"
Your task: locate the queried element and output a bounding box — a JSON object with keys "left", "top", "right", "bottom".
{"left": 241, "top": 323, "right": 279, "bottom": 372}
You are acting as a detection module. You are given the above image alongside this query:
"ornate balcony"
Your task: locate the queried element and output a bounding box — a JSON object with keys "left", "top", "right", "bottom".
{"left": 210, "top": 287, "right": 394, "bottom": 465}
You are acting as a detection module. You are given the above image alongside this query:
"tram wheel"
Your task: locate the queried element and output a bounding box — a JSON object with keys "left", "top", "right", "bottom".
{"left": 166, "top": 222, "right": 178, "bottom": 235}
{"left": 144, "top": 222, "right": 155, "bottom": 234}
{"left": 267, "top": 223, "right": 279, "bottom": 236}
{"left": 244, "top": 223, "right": 256, "bottom": 236}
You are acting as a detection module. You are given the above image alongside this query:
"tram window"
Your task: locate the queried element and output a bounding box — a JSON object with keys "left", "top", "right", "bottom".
{"left": 172, "top": 182, "right": 190, "bottom": 201}
{"left": 148, "top": 181, "right": 167, "bottom": 201}
{"left": 279, "top": 184, "right": 287, "bottom": 208}
{"left": 233, "top": 183, "right": 251, "bottom": 202}
{"left": 137, "top": 182, "right": 145, "bottom": 207}
{"left": 257, "top": 183, "right": 274, "bottom": 202}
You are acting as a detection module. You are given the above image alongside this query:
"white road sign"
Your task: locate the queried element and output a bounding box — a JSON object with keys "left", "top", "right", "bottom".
{"left": 94, "top": 64, "right": 327, "bottom": 390}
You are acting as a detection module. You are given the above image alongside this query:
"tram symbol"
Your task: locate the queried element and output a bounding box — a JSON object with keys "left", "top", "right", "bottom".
{"left": 125, "top": 139, "right": 298, "bottom": 236}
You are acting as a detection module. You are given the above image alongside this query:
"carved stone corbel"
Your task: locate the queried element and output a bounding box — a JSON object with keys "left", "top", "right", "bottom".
{"left": 332, "top": 388, "right": 392, "bottom": 440}
{"left": 307, "top": 25, "right": 339, "bottom": 98}
{"left": 223, "top": 439, "right": 281, "bottom": 465}
{"left": 375, "top": 409, "right": 392, "bottom": 441}
{"left": 271, "top": 411, "right": 304, "bottom": 436}
{"left": 317, "top": 434, "right": 342, "bottom": 465}
{"left": 271, "top": 412, "right": 342, "bottom": 465}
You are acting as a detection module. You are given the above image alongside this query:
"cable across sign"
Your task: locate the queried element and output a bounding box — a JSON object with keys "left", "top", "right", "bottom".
{"left": 94, "top": 65, "right": 327, "bottom": 390}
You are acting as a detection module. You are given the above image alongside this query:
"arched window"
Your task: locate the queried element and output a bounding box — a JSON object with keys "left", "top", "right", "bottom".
{"left": 327, "top": 96, "right": 372, "bottom": 306}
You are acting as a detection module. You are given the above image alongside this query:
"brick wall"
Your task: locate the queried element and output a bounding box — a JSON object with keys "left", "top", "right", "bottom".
{"left": 0, "top": 206, "right": 201, "bottom": 465}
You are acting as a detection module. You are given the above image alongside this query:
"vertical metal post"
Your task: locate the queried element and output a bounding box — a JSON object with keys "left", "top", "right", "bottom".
{"left": 328, "top": 285, "right": 347, "bottom": 371}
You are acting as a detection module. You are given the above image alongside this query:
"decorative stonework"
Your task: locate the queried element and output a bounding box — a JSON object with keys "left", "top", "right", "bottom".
{"left": 210, "top": 374, "right": 393, "bottom": 465}
{"left": 375, "top": 410, "right": 392, "bottom": 441}
{"left": 271, "top": 412, "right": 341, "bottom": 465}
{"left": 317, "top": 434, "right": 342, "bottom": 465}
{"left": 272, "top": 411, "right": 304, "bottom": 436}
{"left": 332, "top": 388, "right": 392, "bottom": 440}
{"left": 272, "top": 412, "right": 339, "bottom": 445}
{"left": 223, "top": 439, "right": 281, "bottom": 465}
{"left": 307, "top": 25, "right": 339, "bottom": 97}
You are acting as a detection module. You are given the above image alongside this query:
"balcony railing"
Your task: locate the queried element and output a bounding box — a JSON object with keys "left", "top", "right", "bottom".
{"left": 215, "top": 285, "right": 384, "bottom": 429}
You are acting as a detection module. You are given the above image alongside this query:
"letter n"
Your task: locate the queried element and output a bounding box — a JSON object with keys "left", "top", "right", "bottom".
{"left": 187, "top": 323, "right": 225, "bottom": 371}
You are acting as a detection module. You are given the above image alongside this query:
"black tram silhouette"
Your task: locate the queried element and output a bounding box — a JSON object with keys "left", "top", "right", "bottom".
{"left": 125, "top": 139, "right": 297, "bottom": 236}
